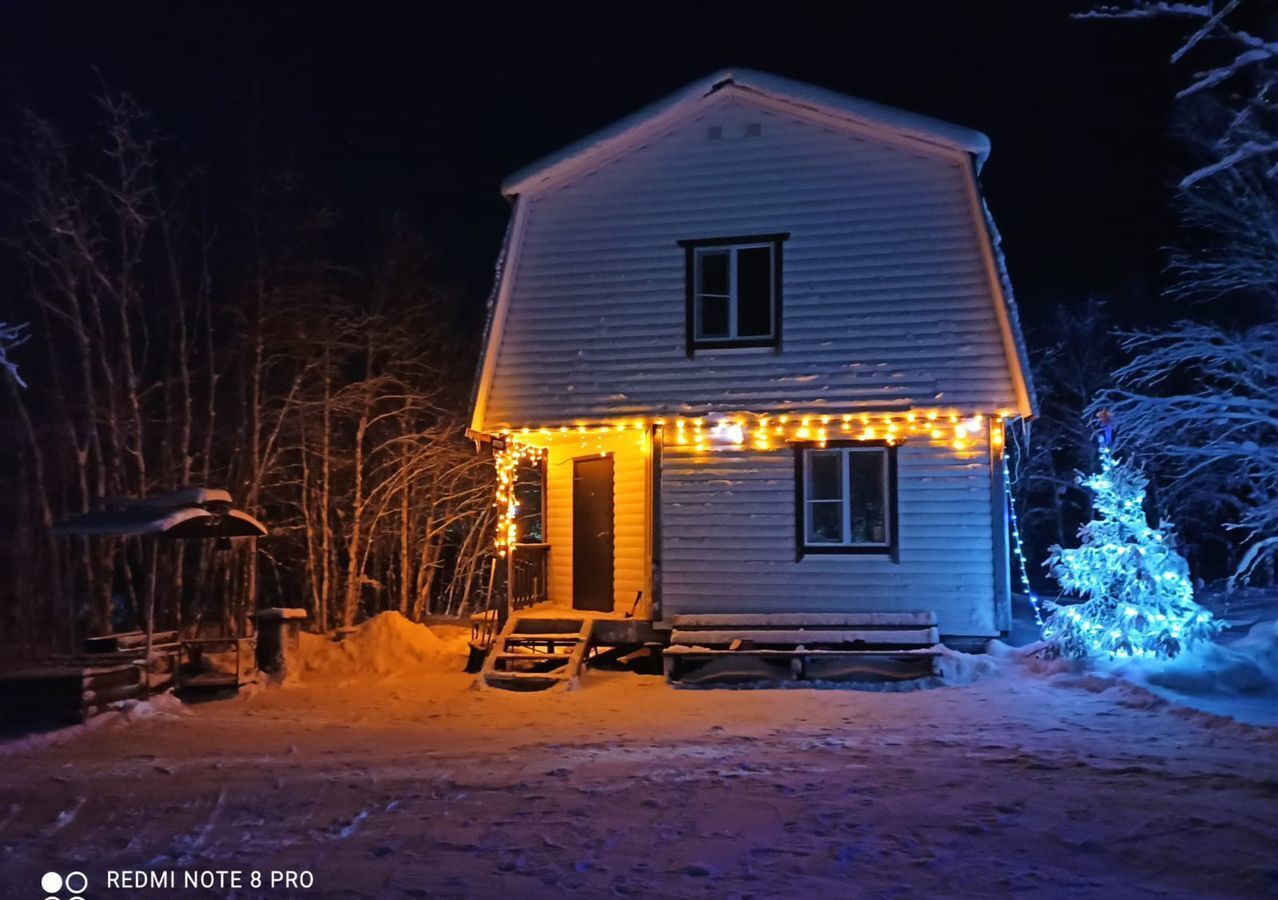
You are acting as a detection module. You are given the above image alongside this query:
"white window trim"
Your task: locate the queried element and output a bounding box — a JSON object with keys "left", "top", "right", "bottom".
{"left": 802, "top": 447, "right": 891, "bottom": 548}
{"left": 693, "top": 243, "right": 775, "bottom": 342}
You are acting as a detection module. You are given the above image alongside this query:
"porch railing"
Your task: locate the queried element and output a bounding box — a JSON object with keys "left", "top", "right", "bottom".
{"left": 471, "top": 543, "right": 551, "bottom": 653}
{"left": 510, "top": 542, "right": 550, "bottom": 611}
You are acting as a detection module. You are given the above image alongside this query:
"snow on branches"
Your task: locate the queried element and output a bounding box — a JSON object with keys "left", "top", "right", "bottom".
{"left": 1093, "top": 323, "right": 1278, "bottom": 585}
{"left": 0, "top": 322, "right": 27, "bottom": 388}
{"left": 1082, "top": 1, "right": 1278, "bottom": 188}
{"left": 1077, "top": 1, "right": 1277, "bottom": 585}
{"left": 1044, "top": 444, "right": 1220, "bottom": 660}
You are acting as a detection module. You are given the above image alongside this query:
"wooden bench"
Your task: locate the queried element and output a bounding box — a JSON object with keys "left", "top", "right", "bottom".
{"left": 82, "top": 629, "right": 179, "bottom": 654}
{"left": 177, "top": 637, "right": 257, "bottom": 690}
{"left": 53, "top": 632, "right": 184, "bottom": 692}
{"left": 663, "top": 612, "right": 941, "bottom": 683}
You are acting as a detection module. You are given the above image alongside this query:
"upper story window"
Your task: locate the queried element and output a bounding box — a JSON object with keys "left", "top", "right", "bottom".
{"left": 677, "top": 233, "right": 788, "bottom": 353}
{"left": 796, "top": 442, "right": 898, "bottom": 559}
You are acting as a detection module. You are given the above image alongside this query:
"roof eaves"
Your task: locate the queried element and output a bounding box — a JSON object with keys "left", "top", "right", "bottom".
{"left": 973, "top": 175, "right": 1037, "bottom": 417}
{"left": 501, "top": 68, "right": 991, "bottom": 198}
{"left": 466, "top": 196, "right": 519, "bottom": 432}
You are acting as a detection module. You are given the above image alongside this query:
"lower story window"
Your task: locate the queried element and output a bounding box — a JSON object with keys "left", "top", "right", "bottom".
{"left": 797, "top": 444, "right": 897, "bottom": 556}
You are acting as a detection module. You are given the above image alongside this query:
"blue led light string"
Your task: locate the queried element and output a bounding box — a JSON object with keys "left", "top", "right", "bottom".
{"left": 1003, "top": 453, "right": 1045, "bottom": 629}
{"left": 1043, "top": 441, "right": 1218, "bottom": 659}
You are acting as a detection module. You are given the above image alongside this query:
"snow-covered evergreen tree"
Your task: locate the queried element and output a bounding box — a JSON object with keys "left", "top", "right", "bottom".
{"left": 1044, "top": 443, "right": 1220, "bottom": 660}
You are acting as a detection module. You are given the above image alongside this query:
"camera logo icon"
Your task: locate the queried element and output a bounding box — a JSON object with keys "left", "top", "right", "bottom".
{"left": 41, "top": 870, "right": 87, "bottom": 900}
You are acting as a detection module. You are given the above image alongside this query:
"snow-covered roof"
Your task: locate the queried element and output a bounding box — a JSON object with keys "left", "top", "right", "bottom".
{"left": 501, "top": 68, "right": 992, "bottom": 197}
{"left": 100, "top": 486, "right": 234, "bottom": 509}
{"left": 53, "top": 488, "right": 268, "bottom": 538}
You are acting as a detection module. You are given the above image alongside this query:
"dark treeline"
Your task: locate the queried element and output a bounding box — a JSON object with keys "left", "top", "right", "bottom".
{"left": 0, "top": 90, "right": 496, "bottom": 653}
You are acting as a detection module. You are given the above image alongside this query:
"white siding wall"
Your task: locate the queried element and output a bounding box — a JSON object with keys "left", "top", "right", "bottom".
{"left": 544, "top": 431, "right": 650, "bottom": 616}
{"left": 660, "top": 435, "right": 998, "bottom": 636}
{"left": 481, "top": 91, "right": 1016, "bottom": 431}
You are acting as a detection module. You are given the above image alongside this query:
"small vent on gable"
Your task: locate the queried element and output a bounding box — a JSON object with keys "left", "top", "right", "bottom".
{"left": 744, "top": 122, "right": 762, "bottom": 137}
{"left": 706, "top": 125, "right": 723, "bottom": 141}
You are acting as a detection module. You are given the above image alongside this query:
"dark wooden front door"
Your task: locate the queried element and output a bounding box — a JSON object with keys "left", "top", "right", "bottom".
{"left": 572, "top": 455, "right": 614, "bottom": 612}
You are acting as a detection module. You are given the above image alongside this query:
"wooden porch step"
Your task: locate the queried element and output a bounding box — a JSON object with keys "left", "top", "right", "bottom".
{"left": 480, "top": 614, "right": 595, "bottom": 691}
{"left": 485, "top": 669, "right": 568, "bottom": 679}
{"left": 670, "top": 627, "right": 938, "bottom": 647}
{"left": 669, "top": 612, "right": 936, "bottom": 628}
{"left": 482, "top": 672, "right": 568, "bottom": 691}
{"left": 489, "top": 661, "right": 571, "bottom": 675}
{"left": 664, "top": 647, "right": 942, "bottom": 657}
{"left": 663, "top": 610, "right": 941, "bottom": 684}
{"left": 511, "top": 618, "right": 586, "bottom": 635}
{"left": 663, "top": 647, "right": 941, "bottom": 683}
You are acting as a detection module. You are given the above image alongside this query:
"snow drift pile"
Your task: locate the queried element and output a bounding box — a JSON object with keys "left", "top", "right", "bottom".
{"left": 298, "top": 611, "right": 468, "bottom": 676}
{"left": 1001, "top": 600, "right": 1278, "bottom": 727}
{"left": 1127, "top": 619, "right": 1278, "bottom": 698}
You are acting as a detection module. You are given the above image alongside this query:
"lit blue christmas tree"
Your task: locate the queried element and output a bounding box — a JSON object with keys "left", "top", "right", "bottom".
{"left": 1043, "top": 443, "right": 1220, "bottom": 660}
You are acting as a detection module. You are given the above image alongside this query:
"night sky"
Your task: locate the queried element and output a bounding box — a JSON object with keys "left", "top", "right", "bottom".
{"left": 0, "top": 1, "right": 1190, "bottom": 331}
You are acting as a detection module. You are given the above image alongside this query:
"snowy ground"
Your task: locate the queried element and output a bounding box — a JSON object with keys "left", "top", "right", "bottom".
{"left": 1, "top": 607, "right": 1276, "bottom": 899}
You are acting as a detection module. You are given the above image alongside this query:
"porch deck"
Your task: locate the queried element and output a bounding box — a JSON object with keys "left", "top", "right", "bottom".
{"left": 506, "top": 600, "right": 661, "bottom": 646}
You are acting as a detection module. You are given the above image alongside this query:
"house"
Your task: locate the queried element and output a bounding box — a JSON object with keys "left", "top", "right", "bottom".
{"left": 467, "top": 69, "right": 1035, "bottom": 685}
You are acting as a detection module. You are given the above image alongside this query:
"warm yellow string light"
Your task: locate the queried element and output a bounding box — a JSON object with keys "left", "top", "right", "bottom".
{"left": 490, "top": 411, "right": 1005, "bottom": 546}
{"left": 492, "top": 438, "right": 544, "bottom": 557}
{"left": 493, "top": 410, "right": 1009, "bottom": 458}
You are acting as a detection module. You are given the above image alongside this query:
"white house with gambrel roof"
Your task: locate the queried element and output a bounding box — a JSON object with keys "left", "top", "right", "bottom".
{"left": 468, "top": 69, "right": 1034, "bottom": 682}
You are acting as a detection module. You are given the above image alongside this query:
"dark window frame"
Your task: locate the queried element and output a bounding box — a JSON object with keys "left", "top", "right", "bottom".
{"left": 678, "top": 233, "right": 788, "bottom": 355}
{"left": 792, "top": 440, "right": 899, "bottom": 561}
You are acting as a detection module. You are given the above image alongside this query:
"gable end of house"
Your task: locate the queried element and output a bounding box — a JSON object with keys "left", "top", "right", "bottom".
{"left": 470, "top": 70, "right": 1035, "bottom": 434}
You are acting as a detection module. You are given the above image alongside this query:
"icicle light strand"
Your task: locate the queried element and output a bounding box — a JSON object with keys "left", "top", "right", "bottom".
{"left": 493, "top": 439, "right": 544, "bottom": 557}
{"left": 495, "top": 409, "right": 1009, "bottom": 454}
{"left": 1004, "top": 454, "right": 1045, "bottom": 629}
